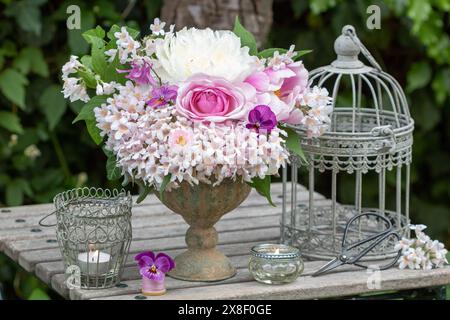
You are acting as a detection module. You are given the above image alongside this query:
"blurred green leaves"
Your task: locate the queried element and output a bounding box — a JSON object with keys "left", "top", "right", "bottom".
{"left": 0, "top": 69, "right": 28, "bottom": 109}
{"left": 0, "top": 112, "right": 23, "bottom": 134}
{"left": 39, "top": 85, "right": 67, "bottom": 130}
{"left": 407, "top": 62, "right": 431, "bottom": 93}
{"left": 4, "top": 0, "right": 47, "bottom": 36}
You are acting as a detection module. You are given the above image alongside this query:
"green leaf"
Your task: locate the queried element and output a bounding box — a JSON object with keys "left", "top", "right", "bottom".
{"left": 137, "top": 184, "right": 153, "bottom": 204}
{"left": 85, "top": 119, "right": 103, "bottom": 145}
{"left": 12, "top": 47, "right": 49, "bottom": 77}
{"left": 73, "top": 96, "right": 107, "bottom": 123}
{"left": 28, "top": 288, "right": 50, "bottom": 300}
{"left": 92, "top": 45, "right": 107, "bottom": 78}
{"left": 107, "top": 25, "right": 121, "bottom": 40}
{"left": 233, "top": 16, "right": 258, "bottom": 55}
{"left": 159, "top": 174, "right": 172, "bottom": 201}
{"left": 432, "top": 68, "right": 450, "bottom": 105}
{"left": 407, "top": 61, "right": 431, "bottom": 92}
{"left": 248, "top": 175, "right": 275, "bottom": 206}
{"left": 4, "top": 0, "right": 46, "bottom": 36}
{"left": 257, "top": 48, "right": 287, "bottom": 59}
{"left": 104, "top": 149, "right": 121, "bottom": 180}
{"left": 294, "top": 49, "right": 313, "bottom": 59}
{"left": 257, "top": 48, "right": 312, "bottom": 60}
{"left": 0, "top": 68, "right": 29, "bottom": 109}
{"left": 76, "top": 69, "right": 97, "bottom": 88}
{"left": 0, "top": 111, "right": 24, "bottom": 134}
{"left": 82, "top": 26, "right": 106, "bottom": 47}
{"left": 104, "top": 54, "right": 126, "bottom": 84}
{"left": 39, "top": 85, "right": 67, "bottom": 130}
{"left": 284, "top": 127, "right": 307, "bottom": 162}
{"left": 80, "top": 55, "right": 93, "bottom": 69}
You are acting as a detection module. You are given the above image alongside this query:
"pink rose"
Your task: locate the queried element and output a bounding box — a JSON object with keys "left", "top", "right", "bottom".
{"left": 176, "top": 74, "right": 256, "bottom": 123}
{"left": 244, "top": 61, "right": 309, "bottom": 124}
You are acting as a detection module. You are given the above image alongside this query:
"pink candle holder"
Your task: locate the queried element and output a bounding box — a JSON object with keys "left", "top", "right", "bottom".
{"left": 135, "top": 250, "right": 175, "bottom": 296}
{"left": 141, "top": 274, "right": 166, "bottom": 296}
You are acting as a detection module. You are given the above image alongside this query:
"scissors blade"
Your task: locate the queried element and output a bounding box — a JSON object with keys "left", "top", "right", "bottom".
{"left": 311, "top": 257, "right": 345, "bottom": 277}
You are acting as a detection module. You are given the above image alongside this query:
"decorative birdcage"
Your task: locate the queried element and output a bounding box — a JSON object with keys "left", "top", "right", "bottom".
{"left": 280, "top": 25, "right": 414, "bottom": 260}
{"left": 40, "top": 188, "right": 133, "bottom": 289}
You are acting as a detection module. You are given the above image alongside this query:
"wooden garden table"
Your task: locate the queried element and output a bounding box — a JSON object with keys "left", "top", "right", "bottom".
{"left": 0, "top": 183, "right": 449, "bottom": 300}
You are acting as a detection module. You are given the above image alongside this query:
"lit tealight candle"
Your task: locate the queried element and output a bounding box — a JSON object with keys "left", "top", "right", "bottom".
{"left": 249, "top": 244, "right": 304, "bottom": 285}
{"left": 77, "top": 245, "right": 111, "bottom": 276}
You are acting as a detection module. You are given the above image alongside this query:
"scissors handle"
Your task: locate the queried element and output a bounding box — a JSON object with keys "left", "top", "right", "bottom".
{"left": 347, "top": 230, "right": 400, "bottom": 265}
{"left": 342, "top": 212, "right": 393, "bottom": 250}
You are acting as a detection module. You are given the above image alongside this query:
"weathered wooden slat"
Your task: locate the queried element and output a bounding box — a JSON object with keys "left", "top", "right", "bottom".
{"left": 92, "top": 266, "right": 450, "bottom": 300}
{"left": 4, "top": 198, "right": 332, "bottom": 262}
{"left": 0, "top": 184, "right": 317, "bottom": 249}
{"left": 53, "top": 258, "right": 327, "bottom": 300}
{"left": 0, "top": 183, "right": 313, "bottom": 220}
{"left": 35, "top": 241, "right": 266, "bottom": 284}
{"left": 18, "top": 225, "right": 282, "bottom": 273}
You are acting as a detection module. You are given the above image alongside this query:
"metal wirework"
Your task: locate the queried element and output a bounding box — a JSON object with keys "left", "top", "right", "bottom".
{"left": 281, "top": 25, "right": 414, "bottom": 260}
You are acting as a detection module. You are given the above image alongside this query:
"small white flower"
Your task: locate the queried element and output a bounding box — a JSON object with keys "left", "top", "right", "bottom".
{"left": 105, "top": 49, "right": 117, "bottom": 62}
{"left": 150, "top": 18, "right": 166, "bottom": 36}
{"left": 409, "top": 224, "right": 427, "bottom": 232}
{"left": 96, "top": 83, "right": 104, "bottom": 95}
{"left": 24, "top": 144, "right": 41, "bottom": 159}
{"left": 62, "top": 77, "right": 90, "bottom": 102}
{"left": 8, "top": 134, "right": 18, "bottom": 147}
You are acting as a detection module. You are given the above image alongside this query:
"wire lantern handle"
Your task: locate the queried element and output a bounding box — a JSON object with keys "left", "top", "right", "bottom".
{"left": 38, "top": 210, "right": 58, "bottom": 227}
{"left": 343, "top": 25, "right": 383, "bottom": 72}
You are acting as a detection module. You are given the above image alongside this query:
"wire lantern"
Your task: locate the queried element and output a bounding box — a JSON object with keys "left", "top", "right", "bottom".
{"left": 40, "top": 188, "right": 133, "bottom": 289}
{"left": 280, "top": 25, "right": 414, "bottom": 260}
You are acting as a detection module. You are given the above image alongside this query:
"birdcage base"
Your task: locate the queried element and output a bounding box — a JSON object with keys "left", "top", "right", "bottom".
{"left": 281, "top": 205, "right": 409, "bottom": 261}
{"left": 79, "top": 272, "right": 120, "bottom": 289}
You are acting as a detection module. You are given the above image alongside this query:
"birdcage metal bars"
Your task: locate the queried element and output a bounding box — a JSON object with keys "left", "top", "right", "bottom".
{"left": 280, "top": 25, "right": 414, "bottom": 261}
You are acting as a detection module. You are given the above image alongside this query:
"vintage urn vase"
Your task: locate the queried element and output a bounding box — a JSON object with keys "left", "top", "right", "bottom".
{"left": 156, "top": 179, "right": 251, "bottom": 281}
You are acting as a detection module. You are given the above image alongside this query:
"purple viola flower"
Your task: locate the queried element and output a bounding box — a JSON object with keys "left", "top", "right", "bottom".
{"left": 135, "top": 251, "right": 175, "bottom": 281}
{"left": 117, "top": 60, "right": 157, "bottom": 86}
{"left": 147, "top": 85, "right": 178, "bottom": 108}
{"left": 246, "top": 105, "right": 277, "bottom": 133}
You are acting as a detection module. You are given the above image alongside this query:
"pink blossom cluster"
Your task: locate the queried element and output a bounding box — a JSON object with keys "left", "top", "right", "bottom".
{"left": 95, "top": 81, "right": 288, "bottom": 189}
{"left": 395, "top": 225, "right": 448, "bottom": 270}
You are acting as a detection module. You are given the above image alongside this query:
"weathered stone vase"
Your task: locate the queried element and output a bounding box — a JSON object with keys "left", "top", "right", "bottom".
{"left": 156, "top": 179, "right": 251, "bottom": 282}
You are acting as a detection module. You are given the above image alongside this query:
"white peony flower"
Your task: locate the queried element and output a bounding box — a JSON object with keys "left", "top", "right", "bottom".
{"left": 154, "top": 27, "right": 258, "bottom": 83}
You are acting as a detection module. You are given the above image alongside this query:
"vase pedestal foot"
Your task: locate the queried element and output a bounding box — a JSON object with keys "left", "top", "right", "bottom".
{"left": 168, "top": 248, "right": 236, "bottom": 282}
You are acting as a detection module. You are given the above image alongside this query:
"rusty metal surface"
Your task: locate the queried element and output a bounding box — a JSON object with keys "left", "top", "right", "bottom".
{"left": 157, "top": 179, "right": 251, "bottom": 281}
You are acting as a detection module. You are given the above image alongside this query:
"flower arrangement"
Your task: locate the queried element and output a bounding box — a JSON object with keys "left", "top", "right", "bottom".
{"left": 62, "top": 17, "right": 332, "bottom": 202}
{"left": 395, "top": 225, "right": 448, "bottom": 270}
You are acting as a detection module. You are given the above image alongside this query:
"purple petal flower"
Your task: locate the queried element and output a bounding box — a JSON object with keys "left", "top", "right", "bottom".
{"left": 135, "top": 250, "right": 175, "bottom": 280}
{"left": 246, "top": 105, "right": 277, "bottom": 133}
{"left": 147, "top": 85, "right": 178, "bottom": 108}
{"left": 156, "top": 252, "right": 176, "bottom": 270}
{"left": 117, "top": 60, "right": 157, "bottom": 86}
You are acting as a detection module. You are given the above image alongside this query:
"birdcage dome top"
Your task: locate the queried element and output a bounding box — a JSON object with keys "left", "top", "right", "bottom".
{"left": 290, "top": 25, "right": 414, "bottom": 173}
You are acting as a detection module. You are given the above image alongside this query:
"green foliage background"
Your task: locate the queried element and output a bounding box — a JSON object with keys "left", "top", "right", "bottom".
{"left": 0, "top": 0, "right": 448, "bottom": 299}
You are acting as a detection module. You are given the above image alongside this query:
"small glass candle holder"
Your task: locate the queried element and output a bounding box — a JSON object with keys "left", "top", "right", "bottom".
{"left": 249, "top": 244, "right": 303, "bottom": 284}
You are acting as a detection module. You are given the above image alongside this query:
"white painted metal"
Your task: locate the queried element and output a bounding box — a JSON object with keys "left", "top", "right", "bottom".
{"left": 281, "top": 25, "right": 414, "bottom": 261}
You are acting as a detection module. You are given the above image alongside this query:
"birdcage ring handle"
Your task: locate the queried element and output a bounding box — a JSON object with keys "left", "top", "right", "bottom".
{"left": 38, "top": 210, "right": 58, "bottom": 227}
{"left": 343, "top": 25, "right": 383, "bottom": 72}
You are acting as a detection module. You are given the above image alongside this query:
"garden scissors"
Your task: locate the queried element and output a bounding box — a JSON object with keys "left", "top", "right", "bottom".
{"left": 312, "top": 212, "right": 401, "bottom": 277}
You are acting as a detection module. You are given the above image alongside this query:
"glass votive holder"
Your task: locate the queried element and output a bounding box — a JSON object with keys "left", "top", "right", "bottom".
{"left": 249, "top": 244, "right": 303, "bottom": 285}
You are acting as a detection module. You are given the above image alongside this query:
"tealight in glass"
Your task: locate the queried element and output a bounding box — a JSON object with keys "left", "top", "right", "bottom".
{"left": 249, "top": 244, "right": 303, "bottom": 284}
